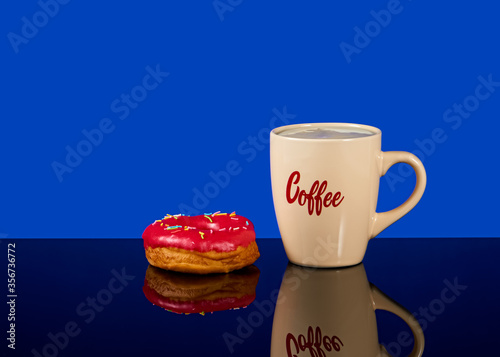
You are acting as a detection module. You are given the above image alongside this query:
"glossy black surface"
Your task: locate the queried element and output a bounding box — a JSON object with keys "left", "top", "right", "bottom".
{"left": 4, "top": 238, "right": 500, "bottom": 356}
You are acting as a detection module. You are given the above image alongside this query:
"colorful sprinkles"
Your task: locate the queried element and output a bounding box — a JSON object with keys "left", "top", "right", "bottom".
{"left": 153, "top": 212, "right": 249, "bottom": 240}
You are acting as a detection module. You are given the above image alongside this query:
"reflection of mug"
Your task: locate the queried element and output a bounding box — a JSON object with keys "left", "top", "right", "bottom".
{"left": 270, "top": 123, "right": 426, "bottom": 267}
{"left": 143, "top": 265, "right": 260, "bottom": 314}
{"left": 271, "top": 263, "right": 424, "bottom": 357}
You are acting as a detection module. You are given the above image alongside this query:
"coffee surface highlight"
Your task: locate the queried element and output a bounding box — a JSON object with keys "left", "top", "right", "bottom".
{"left": 278, "top": 126, "right": 374, "bottom": 139}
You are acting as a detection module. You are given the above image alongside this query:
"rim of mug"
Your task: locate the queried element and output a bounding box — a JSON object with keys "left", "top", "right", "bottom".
{"left": 271, "top": 123, "right": 382, "bottom": 141}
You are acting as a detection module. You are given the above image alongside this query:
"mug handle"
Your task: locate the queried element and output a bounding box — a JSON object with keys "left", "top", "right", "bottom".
{"left": 370, "top": 151, "right": 427, "bottom": 239}
{"left": 370, "top": 284, "right": 425, "bottom": 357}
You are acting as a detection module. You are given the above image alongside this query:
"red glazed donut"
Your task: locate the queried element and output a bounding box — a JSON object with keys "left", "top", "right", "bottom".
{"left": 142, "top": 212, "right": 260, "bottom": 274}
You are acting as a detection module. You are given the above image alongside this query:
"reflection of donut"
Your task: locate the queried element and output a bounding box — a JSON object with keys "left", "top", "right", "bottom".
{"left": 143, "top": 264, "right": 260, "bottom": 314}
{"left": 142, "top": 212, "right": 260, "bottom": 274}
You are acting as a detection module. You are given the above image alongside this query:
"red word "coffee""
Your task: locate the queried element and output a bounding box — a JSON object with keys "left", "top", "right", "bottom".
{"left": 286, "top": 325, "right": 343, "bottom": 357}
{"left": 286, "top": 171, "right": 344, "bottom": 216}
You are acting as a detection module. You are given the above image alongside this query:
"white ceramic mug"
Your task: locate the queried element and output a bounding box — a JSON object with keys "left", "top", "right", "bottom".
{"left": 271, "top": 263, "right": 425, "bottom": 357}
{"left": 270, "top": 123, "right": 426, "bottom": 267}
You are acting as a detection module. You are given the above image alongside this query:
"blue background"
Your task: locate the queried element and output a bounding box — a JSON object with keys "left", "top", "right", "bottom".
{"left": 1, "top": 0, "right": 499, "bottom": 238}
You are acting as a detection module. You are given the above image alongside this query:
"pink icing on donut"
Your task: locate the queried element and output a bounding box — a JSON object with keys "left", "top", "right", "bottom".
{"left": 142, "top": 212, "right": 256, "bottom": 253}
